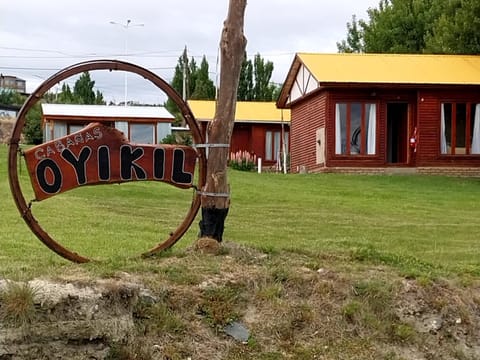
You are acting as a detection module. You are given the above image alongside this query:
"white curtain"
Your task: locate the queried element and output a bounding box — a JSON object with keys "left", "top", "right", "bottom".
{"left": 367, "top": 104, "right": 376, "bottom": 154}
{"left": 440, "top": 104, "right": 447, "bottom": 154}
{"left": 335, "top": 104, "right": 341, "bottom": 154}
{"left": 274, "top": 131, "right": 281, "bottom": 161}
{"left": 265, "top": 131, "right": 272, "bottom": 160}
{"left": 471, "top": 104, "right": 480, "bottom": 154}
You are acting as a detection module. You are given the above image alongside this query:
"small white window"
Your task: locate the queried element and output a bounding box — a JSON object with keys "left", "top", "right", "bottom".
{"left": 130, "top": 123, "right": 155, "bottom": 144}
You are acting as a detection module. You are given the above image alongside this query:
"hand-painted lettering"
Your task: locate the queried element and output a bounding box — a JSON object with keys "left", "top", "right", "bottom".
{"left": 34, "top": 148, "right": 45, "bottom": 160}
{"left": 66, "top": 137, "right": 76, "bottom": 148}
{"left": 24, "top": 123, "right": 197, "bottom": 201}
{"left": 46, "top": 146, "right": 55, "bottom": 157}
{"left": 85, "top": 131, "right": 95, "bottom": 142}
{"left": 74, "top": 133, "right": 84, "bottom": 145}
{"left": 34, "top": 128, "right": 104, "bottom": 160}
{"left": 36, "top": 158, "right": 62, "bottom": 194}
{"left": 55, "top": 140, "right": 66, "bottom": 153}
{"left": 172, "top": 148, "right": 193, "bottom": 184}
{"left": 121, "top": 145, "right": 146, "bottom": 180}
{"left": 98, "top": 146, "right": 110, "bottom": 181}
{"left": 92, "top": 126, "right": 102, "bottom": 140}
{"left": 153, "top": 148, "right": 165, "bottom": 180}
{"left": 61, "top": 147, "right": 92, "bottom": 185}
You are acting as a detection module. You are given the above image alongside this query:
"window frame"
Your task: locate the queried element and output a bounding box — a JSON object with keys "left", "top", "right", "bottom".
{"left": 334, "top": 101, "right": 377, "bottom": 156}
{"left": 129, "top": 122, "right": 156, "bottom": 144}
{"left": 265, "top": 129, "right": 289, "bottom": 162}
{"left": 440, "top": 101, "right": 480, "bottom": 156}
{"left": 67, "top": 123, "right": 85, "bottom": 135}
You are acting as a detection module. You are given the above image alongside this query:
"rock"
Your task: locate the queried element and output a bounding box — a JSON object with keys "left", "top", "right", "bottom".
{"left": 224, "top": 321, "right": 250, "bottom": 343}
{"left": 138, "top": 288, "right": 157, "bottom": 305}
{"left": 425, "top": 316, "right": 443, "bottom": 334}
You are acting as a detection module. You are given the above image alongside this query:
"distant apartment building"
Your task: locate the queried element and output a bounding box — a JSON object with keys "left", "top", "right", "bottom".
{"left": 0, "top": 74, "right": 26, "bottom": 93}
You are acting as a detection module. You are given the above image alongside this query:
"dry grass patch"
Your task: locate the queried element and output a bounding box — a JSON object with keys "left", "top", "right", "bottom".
{"left": 0, "top": 281, "right": 37, "bottom": 327}
{"left": 0, "top": 116, "right": 15, "bottom": 143}
{"left": 1, "top": 242, "right": 480, "bottom": 359}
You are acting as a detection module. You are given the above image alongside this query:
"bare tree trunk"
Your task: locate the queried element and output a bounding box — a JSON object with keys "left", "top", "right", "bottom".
{"left": 198, "top": 0, "right": 247, "bottom": 242}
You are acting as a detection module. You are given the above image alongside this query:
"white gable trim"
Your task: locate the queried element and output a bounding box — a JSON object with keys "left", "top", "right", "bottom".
{"left": 287, "top": 64, "right": 318, "bottom": 104}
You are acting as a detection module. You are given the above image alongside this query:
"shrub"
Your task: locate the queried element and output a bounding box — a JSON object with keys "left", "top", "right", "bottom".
{"left": 161, "top": 133, "right": 192, "bottom": 146}
{"left": 0, "top": 281, "right": 37, "bottom": 327}
{"left": 161, "top": 133, "right": 177, "bottom": 144}
{"left": 228, "top": 150, "right": 256, "bottom": 171}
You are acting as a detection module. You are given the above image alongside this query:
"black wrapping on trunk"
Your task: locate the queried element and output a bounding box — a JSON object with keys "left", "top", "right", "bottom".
{"left": 199, "top": 207, "right": 229, "bottom": 242}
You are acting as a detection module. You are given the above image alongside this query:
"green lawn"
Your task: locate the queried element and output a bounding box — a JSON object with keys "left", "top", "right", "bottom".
{"left": 1, "top": 143, "right": 479, "bottom": 279}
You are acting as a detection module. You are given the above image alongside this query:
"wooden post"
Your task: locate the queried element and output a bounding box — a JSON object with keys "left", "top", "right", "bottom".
{"left": 198, "top": 0, "right": 247, "bottom": 242}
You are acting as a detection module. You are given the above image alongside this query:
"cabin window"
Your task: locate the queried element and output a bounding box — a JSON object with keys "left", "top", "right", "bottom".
{"left": 265, "top": 130, "right": 288, "bottom": 161}
{"left": 335, "top": 103, "right": 376, "bottom": 155}
{"left": 130, "top": 123, "right": 155, "bottom": 144}
{"left": 68, "top": 122, "right": 114, "bottom": 135}
{"left": 53, "top": 122, "right": 67, "bottom": 139}
{"left": 68, "top": 124, "right": 85, "bottom": 134}
{"left": 441, "top": 103, "right": 480, "bottom": 155}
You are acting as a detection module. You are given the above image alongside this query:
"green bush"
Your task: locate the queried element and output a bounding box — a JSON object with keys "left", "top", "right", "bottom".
{"left": 161, "top": 133, "right": 192, "bottom": 146}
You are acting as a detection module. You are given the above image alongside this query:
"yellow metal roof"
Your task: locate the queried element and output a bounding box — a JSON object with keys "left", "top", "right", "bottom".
{"left": 297, "top": 53, "right": 480, "bottom": 85}
{"left": 188, "top": 100, "right": 290, "bottom": 123}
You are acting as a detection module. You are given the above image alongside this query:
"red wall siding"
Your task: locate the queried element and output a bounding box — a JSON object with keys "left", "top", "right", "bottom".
{"left": 326, "top": 89, "right": 392, "bottom": 168}
{"left": 251, "top": 125, "right": 264, "bottom": 159}
{"left": 229, "top": 123, "right": 290, "bottom": 166}
{"left": 291, "top": 88, "right": 417, "bottom": 172}
{"left": 230, "top": 125, "right": 251, "bottom": 154}
{"left": 417, "top": 89, "right": 480, "bottom": 167}
{"left": 415, "top": 91, "right": 439, "bottom": 166}
{"left": 290, "top": 93, "right": 327, "bottom": 172}
{"left": 289, "top": 85, "right": 480, "bottom": 173}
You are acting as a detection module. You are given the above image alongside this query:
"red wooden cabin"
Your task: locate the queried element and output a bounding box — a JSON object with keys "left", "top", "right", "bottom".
{"left": 277, "top": 53, "right": 480, "bottom": 176}
{"left": 189, "top": 100, "right": 290, "bottom": 169}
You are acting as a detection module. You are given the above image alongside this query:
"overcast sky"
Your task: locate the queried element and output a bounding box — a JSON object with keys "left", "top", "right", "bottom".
{"left": 1, "top": 0, "right": 379, "bottom": 104}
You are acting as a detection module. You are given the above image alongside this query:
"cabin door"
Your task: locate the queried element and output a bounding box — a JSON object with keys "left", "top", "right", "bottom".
{"left": 386, "top": 103, "right": 409, "bottom": 165}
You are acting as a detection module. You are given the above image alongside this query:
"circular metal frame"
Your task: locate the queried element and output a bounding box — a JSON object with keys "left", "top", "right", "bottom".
{"left": 8, "top": 59, "right": 206, "bottom": 263}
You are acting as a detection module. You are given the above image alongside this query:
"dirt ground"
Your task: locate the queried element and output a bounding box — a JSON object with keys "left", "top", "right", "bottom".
{"left": 0, "top": 116, "right": 15, "bottom": 144}
{"left": 0, "top": 242, "right": 479, "bottom": 359}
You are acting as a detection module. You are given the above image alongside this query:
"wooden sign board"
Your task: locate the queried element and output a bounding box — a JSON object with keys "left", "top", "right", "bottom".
{"left": 24, "top": 122, "right": 197, "bottom": 201}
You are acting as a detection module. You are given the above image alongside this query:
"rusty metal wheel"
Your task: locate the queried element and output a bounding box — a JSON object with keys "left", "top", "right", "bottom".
{"left": 8, "top": 59, "right": 206, "bottom": 263}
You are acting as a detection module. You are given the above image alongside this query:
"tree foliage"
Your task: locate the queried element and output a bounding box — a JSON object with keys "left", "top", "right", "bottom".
{"left": 337, "top": 15, "right": 363, "bottom": 53}
{"left": 72, "top": 72, "right": 99, "bottom": 104}
{"left": 57, "top": 83, "right": 75, "bottom": 103}
{"left": 6, "top": 72, "right": 106, "bottom": 144}
{"left": 165, "top": 49, "right": 280, "bottom": 124}
{"left": 237, "top": 53, "right": 254, "bottom": 101}
{"left": 337, "top": 0, "right": 480, "bottom": 54}
{"left": 24, "top": 103, "right": 43, "bottom": 144}
{"left": 0, "top": 89, "right": 42, "bottom": 144}
{"left": 425, "top": 0, "right": 480, "bottom": 54}
{"left": 0, "top": 88, "right": 25, "bottom": 106}
{"left": 237, "top": 53, "right": 279, "bottom": 101}
{"left": 94, "top": 90, "right": 105, "bottom": 105}
{"left": 191, "top": 56, "right": 216, "bottom": 100}
{"left": 165, "top": 48, "right": 216, "bottom": 124}
{"left": 47, "top": 72, "right": 105, "bottom": 105}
